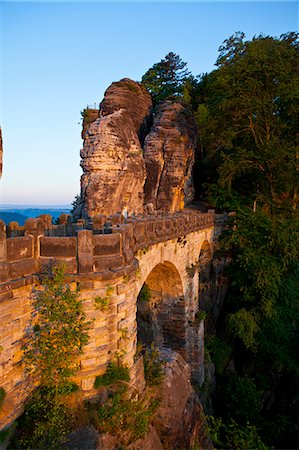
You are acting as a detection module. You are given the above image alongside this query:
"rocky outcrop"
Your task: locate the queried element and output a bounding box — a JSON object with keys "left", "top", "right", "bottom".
{"left": 95, "top": 349, "right": 213, "bottom": 450}
{"left": 143, "top": 101, "right": 198, "bottom": 212}
{"left": 152, "top": 348, "right": 213, "bottom": 450}
{"left": 79, "top": 79, "right": 152, "bottom": 219}
{"left": 81, "top": 109, "right": 99, "bottom": 139}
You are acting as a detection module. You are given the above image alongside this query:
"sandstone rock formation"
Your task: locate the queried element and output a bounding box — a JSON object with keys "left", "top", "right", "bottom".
{"left": 81, "top": 109, "right": 99, "bottom": 139}
{"left": 152, "top": 348, "right": 213, "bottom": 450}
{"left": 79, "top": 79, "right": 152, "bottom": 218}
{"left": 95, "top": 349, "right": 213, "bottom": 450}
{"left": 143, "top": 101, "right": 198, "bottom": 212}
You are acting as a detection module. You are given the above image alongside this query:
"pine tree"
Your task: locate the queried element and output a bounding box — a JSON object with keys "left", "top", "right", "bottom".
{"left": 141, "top": 52, "right": 190, "bottom": 104}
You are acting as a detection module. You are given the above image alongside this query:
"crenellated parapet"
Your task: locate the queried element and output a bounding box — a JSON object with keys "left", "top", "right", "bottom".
{"left": 0, "top": 209, "right": 221, "bottom": 281}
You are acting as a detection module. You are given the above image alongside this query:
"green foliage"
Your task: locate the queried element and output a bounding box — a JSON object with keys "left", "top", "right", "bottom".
{"left": 70, "top": 194, "right": 81, "bottom": 216}
{"left": 92, "top": 360, "right": 159, "bottom": 446}
{"left": 94, "top": 362, "right": 130, "bottom": 389}
{"left": 195, "top": 310, "right": 207, "bottom": 322}
{"left": 207, "top": 416, "right": 268, "bottom": 450}
{"left": 94, "top": 392, "right": 159, "bottom": 445}
{"left": 219, "top": 209, "right": 299, "bottom": 356}
{"left": 205, "top": 336, "right": 232, "bottom": 374}
{"left": 227, "top": 308, "right": 260, "bottom": 351}
{"left": 15, "top": 388, "right": 71, "bottom": 450}
{"left": 160, "top": 31, "right": 299, "bottom": 450}
{"left": 196, "top": 32, "right": 299, "bottom": 212}
{"left": 23, "top": 264, "right": 90, "bottom": 392}
{"left": 0, "top": 426, "right": 12, "bottom": 445}
{"left": 218, "top": 375, "right": 262, "bottom": 425}
{"left": 0, "top": 387, "right": 6, "bottom": 408}
{"left": 94, "top": 295, "right": 109, "bottom": 311}
{"left": 139, "top": 283, "right": 151, "bottom": 302}
{"left": 123, "top": 80, "right": 139, "bottom": 93}
{"left": 141, "top": 52, "right": 190, "bottom": 104}
{"left": 143, "top": 345, "right": 164, "bottom": 386}
{"left": 94, "top": 284, "right": 114, "bottom": 311}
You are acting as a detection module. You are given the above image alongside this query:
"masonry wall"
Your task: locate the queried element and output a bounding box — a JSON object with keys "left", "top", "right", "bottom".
{"left": 0, "top": 210, "right": 230, "bottom": 429}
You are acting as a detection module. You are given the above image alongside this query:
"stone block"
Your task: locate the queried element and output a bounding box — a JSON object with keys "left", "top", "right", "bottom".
{"left": 77, "top": 229, "right": 93, "bottom": 274}
{"left": 134, "top": 222, "right": 146, "bottom": 246}
{"left": 81, "top": 358, "right": 97, "bottom": 369}
{"left": 12, "top": 284, "right": 31, "bottom": 298}
{"left": 6, "top": 237, "right": 33, "bottom": 261}
{"left": 93, "top": 233, "right": 121, "bottom": 256}
{"left": 0, "top": 290, "right": 13, "bottom": 303}
{"left": 145, "top": 220, "right": 156, "bottom": 242}
{"left": 0, "top": 262, "right": 9, "bottom": 283}
{"left": 155, "top": 219, "right": 165, "bottom": 239}
{"left": 79, "top": 281, "right": 94, "bottom": 290}
{"left": 117, "top": 301, "right": 127, "bottom": 313}
{"left": 116, "top": 283, "right": 133, "bottom": 295}
{"left": 9, "top": 259, "right": 36, "bottom": 279}
{"left": 40, "top": 237, "right": 76, "bottom": 257}
{"left": 93, "top": 255, "right": 124, "bottom": 272}
{"left": 165, "top": 218, "right": 174, "bottom": 236}
{"left": 0, "top": 220, "right": 6, "bottom": 238}
{"left": 0, "top": 238, "right": 7, "bottom": 261}
{"left": 81, "top": 377, "right": 95, "bottom": 391}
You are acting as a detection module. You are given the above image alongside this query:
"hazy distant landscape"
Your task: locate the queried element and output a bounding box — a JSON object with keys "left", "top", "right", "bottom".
{"left": 0, "top": 205, "right": 71, "bottom": 225}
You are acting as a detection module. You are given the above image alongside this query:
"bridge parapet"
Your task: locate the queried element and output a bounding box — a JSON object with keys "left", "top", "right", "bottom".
{"left": 0, "top": 210, "right": 222, "bottom": 284}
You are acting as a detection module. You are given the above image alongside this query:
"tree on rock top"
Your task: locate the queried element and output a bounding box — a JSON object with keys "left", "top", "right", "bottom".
{"left": 141, "top": 52, "right": 190, "bottom": 104}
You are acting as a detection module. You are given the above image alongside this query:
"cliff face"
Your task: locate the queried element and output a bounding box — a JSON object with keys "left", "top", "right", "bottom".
{"left": 79, "top": 79, "right": 198, "bottom": 219}
{"left": 80, "top": 79, "right": 152, "bottom": 218}
{"left": 143, "top": 101, "right": 197, "bottom": 212}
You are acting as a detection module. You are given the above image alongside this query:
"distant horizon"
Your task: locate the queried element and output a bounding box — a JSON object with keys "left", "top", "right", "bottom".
{"left": 0, "top": 203, "right": 71, "bottom": 209}
{"left": 1, "top": 1, "right": 297, "bottom": 204}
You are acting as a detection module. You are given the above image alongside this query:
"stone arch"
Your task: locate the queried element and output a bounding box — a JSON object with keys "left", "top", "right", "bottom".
{"left": 136, "top": 261, "right": 187, "bottom": 358}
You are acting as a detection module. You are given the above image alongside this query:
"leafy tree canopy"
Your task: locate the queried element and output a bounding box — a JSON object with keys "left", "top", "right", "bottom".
{"left": 195, "top": 32, "right": 299, "bottom": 212}
{"left": 141, "top": 52, "right": 190, "bottom": 104}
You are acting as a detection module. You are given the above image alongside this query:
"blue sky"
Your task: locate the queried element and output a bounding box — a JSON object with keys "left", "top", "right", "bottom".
{"left": 0, "top": 1, "right": 297, "bottom": 205}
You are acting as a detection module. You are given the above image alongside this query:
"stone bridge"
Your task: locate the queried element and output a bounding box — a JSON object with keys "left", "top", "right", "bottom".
{"left": 0, "top": 209, "right": 229, "bottom": 428}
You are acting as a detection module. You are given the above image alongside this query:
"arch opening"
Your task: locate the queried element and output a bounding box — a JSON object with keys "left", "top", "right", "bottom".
{"left": 136, "top": 261, "right": 187, "bottom": 356}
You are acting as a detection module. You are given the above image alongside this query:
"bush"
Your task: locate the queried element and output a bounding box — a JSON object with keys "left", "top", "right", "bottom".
{"left": 23, "top": 264, "right": 90, "bottom": 392}
{"left": 95, "top": 392, "right": 159, "bottom": 445}
{"left": 143, "top": 345, "right": 164, "bottom": 386}
{"left": 218, "top": 374, "right": 262, "bottom": 425}
{"left": 15, "top": 388, "right": 71, "bottom": 449}
{"left": 205, "top": 336, "right": 232, "bottom": 374}
{"left": 207, "top": 416, "right": 268, "bottom": 450}
{"left": 139, "top": 284, "right": 151, "bottom": 302}
{"left": 94, "top": 362, "right": 130, "bottom": 389}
